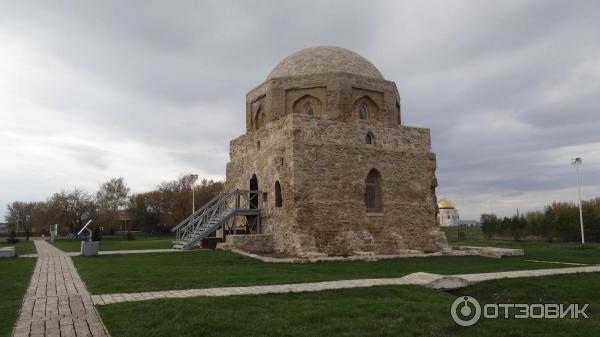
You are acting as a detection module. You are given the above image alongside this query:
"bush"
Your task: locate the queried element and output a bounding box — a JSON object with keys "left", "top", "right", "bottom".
{"left": 126, "top": 231, "right": 135, "bottom": 241}
{"left": 93, "top": 226, "right": 102, "bottom": 241}
{"left": 457, "top": 228, "right": 467, "bottom": 241}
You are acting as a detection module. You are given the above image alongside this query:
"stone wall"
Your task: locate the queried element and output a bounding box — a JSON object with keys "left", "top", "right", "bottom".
{"left": 224, "top": 234, "right": 274, "bottom": 254}
{"left": 226, "top": 61, "right": 447, "bottom": 257}
{"left": 226, "top": 113, "right": 448, "bottom": 256}
{"left": 245, "top": 73, "right": 401, "bottom": 132}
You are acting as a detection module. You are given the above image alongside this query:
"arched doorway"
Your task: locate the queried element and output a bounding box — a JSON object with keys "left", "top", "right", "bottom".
{"left": 246, "top": 174, "right": 260, "bottom": 233}
{"left": 249, "top": 174, "right": 259, "bottom": 209}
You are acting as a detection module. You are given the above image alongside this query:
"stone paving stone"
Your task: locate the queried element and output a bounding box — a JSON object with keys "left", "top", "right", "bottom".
{"left": 90, "top": 265, "right": 600, "bottom": 306}
{"left": 11, "top": 241, "right": 110, "bottom": 337}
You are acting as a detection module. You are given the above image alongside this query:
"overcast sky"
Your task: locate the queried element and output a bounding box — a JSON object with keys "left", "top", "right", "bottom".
{"left": 1, "top": 0, "right": 599, "bottom": 220}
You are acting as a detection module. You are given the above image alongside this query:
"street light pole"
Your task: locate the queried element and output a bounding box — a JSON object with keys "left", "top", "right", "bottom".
{"left": 571, "top": 158, "right": 584, "bottom": 244}
{"left": 190, "top": 174, "right": 199, "bottom": 214}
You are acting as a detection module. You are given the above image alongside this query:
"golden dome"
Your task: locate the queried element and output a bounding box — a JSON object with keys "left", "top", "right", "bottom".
{"left": 438, "top": 197, "right": 455, "bottom": 209}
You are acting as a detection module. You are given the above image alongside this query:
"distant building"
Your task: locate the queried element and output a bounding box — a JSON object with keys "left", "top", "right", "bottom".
{"left": 115, "top": 210, "right": 138, "bottom": 232}
{"left": 458, "top": 220, "right": 480, "bottom": 227}
{"left": 0, "top": 222, "right": 7, "bottom": 234}
{"left": 437, "top": 197, "right": 459, "bottom": 226}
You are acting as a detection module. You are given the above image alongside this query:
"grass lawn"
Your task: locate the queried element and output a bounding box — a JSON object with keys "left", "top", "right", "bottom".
{"left": 73, "top": 250, "right": 565, "bottom": 294}
{"left": 50, "top": 234, "right": 174, "bottom": 252}
{"left": 442, "top": 227, "right": 600, "bottom": 265}
{"left": 0, "top": 240, "right": 37, "bottom": 255}
{"left": 97, "top": 273, "right": 600, "bottom": 337}
{"left": 0, "top": 258, "right": 36, "bottom": 336}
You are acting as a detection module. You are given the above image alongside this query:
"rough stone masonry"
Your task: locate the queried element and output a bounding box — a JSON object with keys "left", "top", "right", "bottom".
{"left": 225, "top": 46, "right": 448, "bottom": 256}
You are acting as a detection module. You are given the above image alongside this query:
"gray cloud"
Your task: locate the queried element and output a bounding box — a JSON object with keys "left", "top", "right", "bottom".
{"left": 1, "top": 0, "right": 599, "bottom": 220}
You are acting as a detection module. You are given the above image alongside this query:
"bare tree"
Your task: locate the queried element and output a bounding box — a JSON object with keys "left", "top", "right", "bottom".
{"left": 5, "top": 201, "right": 35, "bottom": 240}
{"left": 48, "top": 189, "right": 96, "bottom": 233}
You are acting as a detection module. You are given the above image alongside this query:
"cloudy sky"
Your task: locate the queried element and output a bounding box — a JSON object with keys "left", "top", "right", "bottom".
{"left": 1, "top": 0, "right": 599, "bottom": 220}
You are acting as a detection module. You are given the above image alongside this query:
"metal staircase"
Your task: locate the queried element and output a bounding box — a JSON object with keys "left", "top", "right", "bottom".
{"left": 171, "top": 189, "right": 260, "bottom": 250}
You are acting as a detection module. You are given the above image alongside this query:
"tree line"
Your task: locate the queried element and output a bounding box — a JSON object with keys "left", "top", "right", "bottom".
{"left": 4, "top": 174, "right": 224, "bottom": 239}
{"left": 481, "top": 197, "right": 600, "bottom": 242}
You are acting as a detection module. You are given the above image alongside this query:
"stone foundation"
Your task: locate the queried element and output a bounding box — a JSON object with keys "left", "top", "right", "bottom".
{"left": 220, "top": 234, "right": 274, "bottom": 254}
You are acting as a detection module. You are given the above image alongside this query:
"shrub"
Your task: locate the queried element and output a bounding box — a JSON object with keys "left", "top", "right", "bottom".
{"left": 126, "top": 231, "right": 135, "bottom": 241}
{"left": 93, "top": 226, "right": 102, "bottom": 241}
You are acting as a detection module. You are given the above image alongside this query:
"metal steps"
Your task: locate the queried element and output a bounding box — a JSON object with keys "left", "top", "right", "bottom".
{"left": 171, "top": 189, "right": 261, "bottom": 250}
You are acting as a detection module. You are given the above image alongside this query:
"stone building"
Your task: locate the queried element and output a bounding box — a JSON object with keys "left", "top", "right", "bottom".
{"left": 223, "top": 46, "right": 448, "bottom": 256}
{"left": 437, "top": 197, "right": 459, "bottom": 226}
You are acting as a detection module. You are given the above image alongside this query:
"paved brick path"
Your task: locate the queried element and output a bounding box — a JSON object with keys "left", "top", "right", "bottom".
{"left": 91, "top": 265, "right": 600, "bottom": 306}
{"left": 20, "top": 248, "right": 185, "bottom": 258}
{"left": 12, "top": 241, "right": 109, "bottom": 337}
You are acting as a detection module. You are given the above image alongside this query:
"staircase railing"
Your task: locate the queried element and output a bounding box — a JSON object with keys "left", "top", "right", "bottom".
{"left": 172, "top": 189, "right": 261, "bottom": 248}
{"left": 171, "top": 192, "right": 223, "bottom": 241}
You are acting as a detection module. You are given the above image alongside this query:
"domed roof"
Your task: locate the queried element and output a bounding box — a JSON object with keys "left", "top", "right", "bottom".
{"left": 438, "top": 197, "right": 455, "bottom": 209}
{"left": 267, "top": 46, "right": 384, "bottom": 80}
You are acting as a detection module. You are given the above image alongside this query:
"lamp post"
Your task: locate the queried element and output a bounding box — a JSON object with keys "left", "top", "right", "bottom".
{"left": 571, "top": 157, "right": 584, "bottom": 244}
{"left": 190, "top": 174, "right": 199, "bottom": 214}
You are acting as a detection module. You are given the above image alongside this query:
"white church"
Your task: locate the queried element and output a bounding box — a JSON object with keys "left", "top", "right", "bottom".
{"left": 437, "top": 197, "right": 459, "bottom": 226}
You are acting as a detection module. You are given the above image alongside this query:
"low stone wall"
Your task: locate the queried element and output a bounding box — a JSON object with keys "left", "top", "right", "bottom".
{"left": 452, "top": 246, "right": 524, "bottom": 258}
{"left": 0, "top": 246, "right": 15, "bottom": 258}
{"left": 221, "top": 234, "right": 274, "bottom": 254}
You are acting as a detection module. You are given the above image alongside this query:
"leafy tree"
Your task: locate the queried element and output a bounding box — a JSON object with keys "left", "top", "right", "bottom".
{"left": 128, "top": 191, "right": 161, "bottom": 233}
{"left": 96, "top": 177, "right": 130, "bottom": 231}
{"left": 480, "top": 213, "right": 499, "bottom": 239}
{"left": 97, "top": 177, "right": 130, "bottom": 212}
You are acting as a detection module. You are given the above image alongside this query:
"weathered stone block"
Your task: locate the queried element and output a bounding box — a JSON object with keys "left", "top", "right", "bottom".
{"left": 80, "top": 241, "right": 99, "bottom": 256}
{"left": 225, "top": 234, "right": 274, "bottom": 254}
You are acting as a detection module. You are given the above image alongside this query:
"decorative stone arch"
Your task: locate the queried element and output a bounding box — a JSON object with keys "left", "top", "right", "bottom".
{"left": 274, "top": 181, "right": 283, "bottom": 208}
{"left": 364, "top": 168, "right": 382, "bottom": 212}
{"left": 254, "top": 106, "right": 267, "bottom": 130}
{"left": 293, "top": 94, "right": 322, "bottom": 116}
{"left": 353, "top": 95, "right": 380, "bottom": 121}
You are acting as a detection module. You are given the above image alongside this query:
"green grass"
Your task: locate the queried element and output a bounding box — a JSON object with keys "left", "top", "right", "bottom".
{"left": 97, "top": 273, "right": 600, "bottom": 337}
{"left": 50, "top": 234, "right": 174, "bottom": 252}
{"left": 453, "top": 240, "right": 600, "bottom": 265}
{"left": 441, "top": 227, "right": 600, "bottom": 265}
{"left": 450, "top": 272, "right": 600, "bottom": 336}
{"left": 0, "top": 258, "right": 36, "bottom": 336}
{"left": 0, "top": 240, "right": 37, "bottom": 255}
{"left": 73, "top": 249, "right": 565, "bottom": 294}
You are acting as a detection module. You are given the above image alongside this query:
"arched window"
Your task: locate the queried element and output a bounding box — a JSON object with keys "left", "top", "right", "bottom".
{"left": 304, "top": 104, "right": 315, "bottom": 116}
{"left": 365, "top": 132, "right": 374, "bottom": 144}
{"left": 365, "top": 169, "right": 382, "bottom": 212}
{"left": 293, "top": 95, "right": 322, "bottom": 116}
{"left": 275, "top": 181, "right": 282, "bottom": 208}
{"left": 254, "top": 108, "right": 266, "bottom": 130}
{"left": 358, "top": 104, "right": 368, "bottom": 120}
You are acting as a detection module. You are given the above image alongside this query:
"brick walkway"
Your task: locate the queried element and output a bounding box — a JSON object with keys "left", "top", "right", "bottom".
{"left": 20, "top": 248, "right": 185, "bottom": 258}
{"left": 91, "top": 265, "right": 600, "bottom": 306}
{"left": 12, "top": 241, "right": 109, "bottom": 337}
